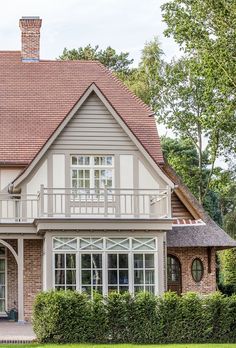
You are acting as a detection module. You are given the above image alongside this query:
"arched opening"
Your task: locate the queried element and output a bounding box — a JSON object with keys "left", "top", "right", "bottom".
{"left": 0, "top": 240, "right": 19, "bottom": 320}
{"left": 167, "top": 254, "right": 182, "bottom": 295}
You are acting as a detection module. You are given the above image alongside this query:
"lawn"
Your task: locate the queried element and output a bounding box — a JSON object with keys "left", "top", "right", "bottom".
{"left": 0, "top": 344, "right": 236, "bottom": 348}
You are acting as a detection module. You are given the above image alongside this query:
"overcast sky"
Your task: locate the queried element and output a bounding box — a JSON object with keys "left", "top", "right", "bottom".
{"left": 0, "top": 0, "right": 181, "bottom": 63}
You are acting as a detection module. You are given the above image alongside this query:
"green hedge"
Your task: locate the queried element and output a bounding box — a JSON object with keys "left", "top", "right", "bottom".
{"left": 33, "top": 291, "right": 236, "bottom": 343}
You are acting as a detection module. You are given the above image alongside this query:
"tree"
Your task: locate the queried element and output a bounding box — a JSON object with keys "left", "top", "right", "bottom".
{"left": 161, "top": 0, "right": 236, "bottom": 95}
{"left": 158, "top": 56, "right": 234, "bottom": 204}
{"left": 124, "top": 37, "right": 164, "bottom": 110}
{"left": 59, "top": 45, "right": 134, "bottom": 75}
{"left": 161, "top": 136, "right": 222, "bottom": 222}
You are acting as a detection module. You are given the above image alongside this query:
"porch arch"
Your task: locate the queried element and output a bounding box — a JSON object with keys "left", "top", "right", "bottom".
{"left": 0, "top": 239, "right": 18, "bottom": 264}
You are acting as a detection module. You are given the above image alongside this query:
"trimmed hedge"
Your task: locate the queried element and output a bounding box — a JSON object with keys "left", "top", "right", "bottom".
{"left": 33, "top": 290, "right": 236, "bottom": 343}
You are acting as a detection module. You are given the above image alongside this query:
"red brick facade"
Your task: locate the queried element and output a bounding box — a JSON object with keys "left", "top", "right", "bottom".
{"left": 167, "top": 247, "right": 216, "bottom": 294}
{"left": 4, "top": 239, "right": 43, "bottom": 321}
{"left": 24, "top": 240, "right": 43, "bottom": 320}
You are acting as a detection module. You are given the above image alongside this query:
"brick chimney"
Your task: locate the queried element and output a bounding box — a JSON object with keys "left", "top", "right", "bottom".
{"left": 19, "top": 16, "right": 42, "bottom": 62}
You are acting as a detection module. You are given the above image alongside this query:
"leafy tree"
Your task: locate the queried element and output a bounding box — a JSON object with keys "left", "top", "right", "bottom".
{"left": 59, "top": 45, "right": 134, "bottom": 75}
{"left": 124, "top": 37, "right": 164, "bottom": 109}
{"left": 161, "top": 136, "right": 222, "bottom": 223}
{"left": 158, "top": 56, "right": 234, "bottom": 203}
{"left": 161, "top": 0, "right": 236, "bottom": 97}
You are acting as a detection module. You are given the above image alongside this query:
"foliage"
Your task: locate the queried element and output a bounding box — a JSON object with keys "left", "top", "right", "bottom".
{"left": 158, "top": 56, "right": 236, "bottom": 204}
{"left": 161, "top": 0, "right": 236, "bottom": 113}
{"left": 33, "top": 290, "right": 236, "bottom": 344}
{"left": 124, "top": 37, "right": 164, "bottom": 109}
{"left": 59, "top": 45, "right": 133, "bottom": 75}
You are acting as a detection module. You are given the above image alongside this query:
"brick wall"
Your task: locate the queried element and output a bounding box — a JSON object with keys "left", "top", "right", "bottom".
{"left": 167, "top": 247, "right": 216, "bottom": 294}
{"left": 24, "top": 239, "right": 43, "bottom": 321}
{"left": 4, "top": 239, "right": 43, "bottom": 321}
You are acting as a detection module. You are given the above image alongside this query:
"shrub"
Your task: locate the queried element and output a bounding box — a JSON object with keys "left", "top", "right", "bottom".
{"left": 33, "top": 290, "right": 236, "bottom": 343}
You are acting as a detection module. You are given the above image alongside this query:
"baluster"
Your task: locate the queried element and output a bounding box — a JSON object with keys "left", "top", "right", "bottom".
{"left": 104, "top": 186, "right": 108, "bottom": 217}
{"left": 40, "top": 184, "right": 44, "bottom": 217}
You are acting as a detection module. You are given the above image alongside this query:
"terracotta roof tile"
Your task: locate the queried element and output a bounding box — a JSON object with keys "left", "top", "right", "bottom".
{"left": 0, "top": 51, "right": 164, "bottom": 165}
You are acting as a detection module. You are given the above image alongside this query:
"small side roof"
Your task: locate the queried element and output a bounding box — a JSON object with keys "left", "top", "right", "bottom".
{"left": 162, "top": 163, "right": 236, "bottom": 249}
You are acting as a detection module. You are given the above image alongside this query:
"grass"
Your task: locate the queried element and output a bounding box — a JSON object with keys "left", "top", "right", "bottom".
{"left": 0, "top": 344, "right": 235, "bottom": 348}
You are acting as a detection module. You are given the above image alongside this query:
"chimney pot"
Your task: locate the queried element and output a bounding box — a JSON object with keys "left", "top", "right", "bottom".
{"left": 19, "top": 16, "right": 42, "bottom": 62}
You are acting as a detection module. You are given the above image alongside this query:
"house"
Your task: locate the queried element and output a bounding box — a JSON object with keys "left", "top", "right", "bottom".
{"left": 0, "top": 17, "right": 235, "bottom": 324}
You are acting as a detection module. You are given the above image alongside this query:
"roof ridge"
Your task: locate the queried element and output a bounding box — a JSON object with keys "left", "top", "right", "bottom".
{"left": 95, "top": 62, "right": 154, "bottom": 115}
{"left": 40, "top": 59, "right": 100, "bottom": 63}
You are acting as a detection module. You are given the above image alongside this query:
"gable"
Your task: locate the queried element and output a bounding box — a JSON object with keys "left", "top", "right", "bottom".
{"left": 51, "top": 92, "right": 137, "bottom": 152}
{"left": 14, "top": 85, "right": 174, "bottom": 188}
{"left": 172, "top": 192, "right": 195, "bottom": 220}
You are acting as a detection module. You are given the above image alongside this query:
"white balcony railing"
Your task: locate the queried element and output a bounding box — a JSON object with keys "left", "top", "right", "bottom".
{"left": 0, "top": 186, "right": 171, "bottom": 222}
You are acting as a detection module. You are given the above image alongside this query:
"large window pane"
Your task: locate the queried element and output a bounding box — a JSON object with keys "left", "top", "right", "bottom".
{"left": 67, "top": 270, "right": 76, "bottom": 284}
{"left": 134, "top": 254, "right": 155, "bottom": 293}
{"left": 82, "top": 270, "right": 91, "bottom": 284}
{"left": 108, "top": 254, "right": 117, "bottom": 268}
{"left": 54, "top": 253, "right": 76, "bottom": 290}
{"left": 108, "top": 270, "right": 117, "bottom": 284}
{"left": 55, "top": 270, "right": 65, "bottom": 285}
{"left": 108, "top": 254, "right": 129, "bottom": 293}
{"left": 82, "top": 254, "right": 91, "bottom": 268}
{"left": 0, "top": 260, "right": 5, "bottom": 272}
{"left": 134, "top": 254, "right": 143, "bottom": 268}
{"left": 81, "top": 253, "right": 103, "bottom": 295}
{"left": 119, "top": 254, "right": 128, "bottom": 268}
{"left": 119, "top": 270, "right": 128, "bottom": 284}
{"left": 66, "top": 254, "right": 76, "bottom": 268}
{"left": 145, "top": 254, "right": 154, "bottom": 268}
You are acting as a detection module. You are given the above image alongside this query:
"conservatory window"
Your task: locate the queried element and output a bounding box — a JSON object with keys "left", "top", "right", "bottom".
{"left": 54, "top": 253, "right": 76, "bottom": 290}
{"left": 134, "top": 254, "right": 155, "bottom": 293}
{"left": 53, "top": 237, "right": 158, "bottom": 296}
{"left": 81, "top": 253, "right": 103, "bottom": 295}
{"left": 108, "top": 254, "right": 129, "bottom": 293}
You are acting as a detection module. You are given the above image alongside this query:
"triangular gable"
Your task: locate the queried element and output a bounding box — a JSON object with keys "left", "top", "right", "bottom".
{"left": 171, "top": 192, "right": 195, "bottom": 220}
{"left": 51, "top": 92, "right": 136, "bottom": 151}
{"left": 13, "top": 83, "right": 174, "bottom": 188}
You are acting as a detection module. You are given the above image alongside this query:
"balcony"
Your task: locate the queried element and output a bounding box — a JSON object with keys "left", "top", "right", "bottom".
{"left": 0, "top": 186, "right": 171, "bottom": 223}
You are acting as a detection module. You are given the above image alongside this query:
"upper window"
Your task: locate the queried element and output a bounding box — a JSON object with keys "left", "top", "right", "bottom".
{"left": 191, "top": 258, "right": 204, "bottom": 282}
{"left": 71, "top": 155, "right": 114, "bottom": 194}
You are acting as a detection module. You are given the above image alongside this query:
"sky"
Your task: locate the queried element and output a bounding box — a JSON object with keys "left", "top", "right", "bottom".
{"left": 0, "top": 0, "right": 181, "bottom": 63}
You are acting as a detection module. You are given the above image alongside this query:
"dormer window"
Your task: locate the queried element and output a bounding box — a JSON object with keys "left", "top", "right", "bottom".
{"left": 71, "top": 155, "right": 114, "bottom": 194}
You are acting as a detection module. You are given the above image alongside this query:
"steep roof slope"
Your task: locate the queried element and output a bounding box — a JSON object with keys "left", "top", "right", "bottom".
{"left": 0, "top": 51, "right": 163, "bottom": 166}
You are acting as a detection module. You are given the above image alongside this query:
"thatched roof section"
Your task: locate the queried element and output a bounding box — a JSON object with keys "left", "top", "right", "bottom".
{"left": 162, "top": 163, "right": 236, "bottom": 249}
{"left": 168, "top": 223, "right": 236, "bottom": 249}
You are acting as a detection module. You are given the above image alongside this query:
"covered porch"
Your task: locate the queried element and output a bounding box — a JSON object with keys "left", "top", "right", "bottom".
{"left": 0, "top": 237, "right": 42, "bottom": 323}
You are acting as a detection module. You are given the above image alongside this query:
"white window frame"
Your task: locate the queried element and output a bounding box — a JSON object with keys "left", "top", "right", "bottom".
{"left": 53, "top": 252, "right": 77, "bottom": 290}
{"left": 0, "top": 246, "right": 7, "bottom": 315}
{"left": 70, "top": 155, "right": 115, "bottom": 191}
{"left": 52, "top": 237, "right": 159, "bottom": 297}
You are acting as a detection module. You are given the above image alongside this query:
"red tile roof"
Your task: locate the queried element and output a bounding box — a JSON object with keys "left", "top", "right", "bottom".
{"left": 0, "top": 51, "right": 164, "bottom": 165}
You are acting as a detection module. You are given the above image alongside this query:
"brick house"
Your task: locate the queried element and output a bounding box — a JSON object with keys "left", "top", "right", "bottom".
{"left": 0, "top": 17, "right": 235, "bottom": 323}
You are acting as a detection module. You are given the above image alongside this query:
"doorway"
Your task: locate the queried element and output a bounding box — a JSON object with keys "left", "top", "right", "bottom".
{"left": 167, "top": 254, "right": 182, "bottom": 294}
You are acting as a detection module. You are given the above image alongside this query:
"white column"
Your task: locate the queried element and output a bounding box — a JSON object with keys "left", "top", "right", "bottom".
{"left": 157, "top": 233, "right": 166, "bottom": 295}
{"left": 17, "top": 238, "right": 24, "bottom": 323}
{"left": 43, "top": 233, "right": 53, "bottom": 290}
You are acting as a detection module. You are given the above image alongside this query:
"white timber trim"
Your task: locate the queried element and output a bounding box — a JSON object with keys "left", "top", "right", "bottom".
{"left": 17, "top": 238, "right": 24, "bottom": 323}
